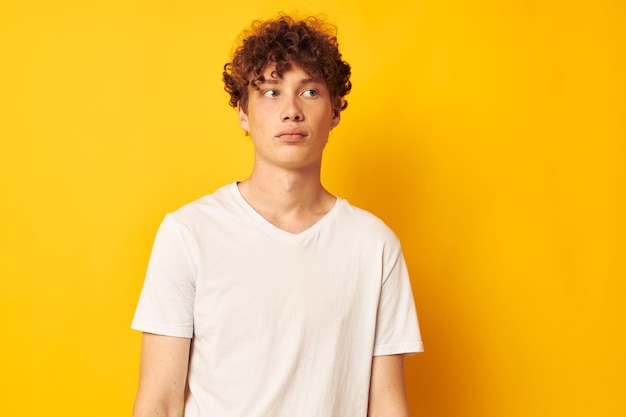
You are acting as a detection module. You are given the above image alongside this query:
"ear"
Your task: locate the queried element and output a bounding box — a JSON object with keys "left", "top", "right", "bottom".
{"left": 238, "top": 102, "right": 250, "bottom": 132}
{"left": 330, "top": 106, "right": 341, "bottom": 130}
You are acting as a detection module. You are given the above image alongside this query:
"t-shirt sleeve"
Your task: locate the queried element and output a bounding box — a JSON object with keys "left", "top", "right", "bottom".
{"left": 372, "top": 247, "right": 423, "bottom": 356}
{"left": 131, "top": 214, "right": 196, "bottom": 338}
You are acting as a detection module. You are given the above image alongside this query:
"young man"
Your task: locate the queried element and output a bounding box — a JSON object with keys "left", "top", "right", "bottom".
{"left": 132, "top": 15, "right": 423, "bottom": 417}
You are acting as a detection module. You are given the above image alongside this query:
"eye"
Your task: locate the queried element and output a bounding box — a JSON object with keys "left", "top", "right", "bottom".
{"left": 302, "top": 89, "right": 318, "bottom": 98}
{"left": 263, "top": 89, "right": 279, "bottom": 98}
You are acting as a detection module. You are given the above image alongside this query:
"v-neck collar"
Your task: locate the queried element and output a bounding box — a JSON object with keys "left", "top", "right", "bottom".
{"left": 228, "top": 182, "right": 343, "bottom": 242}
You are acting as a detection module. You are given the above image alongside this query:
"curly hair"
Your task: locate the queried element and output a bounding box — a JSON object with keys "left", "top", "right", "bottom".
{"left": 223, "top": 15, "right": 352, "bottom": 113}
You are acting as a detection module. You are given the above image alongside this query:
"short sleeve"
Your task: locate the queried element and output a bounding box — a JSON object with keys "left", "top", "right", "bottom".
{"left": 131, "top": 214, "right": 196, "bottom": 338}
{"left": 372, "top": 248, "right": 423, "bottom": 356}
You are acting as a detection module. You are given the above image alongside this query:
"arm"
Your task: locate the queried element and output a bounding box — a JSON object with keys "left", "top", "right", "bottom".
{"left": 133, "top": 333, "right": 191, "bottom": 417}
{"left": 368, "top": 354, "right": 411, "bottom": 417}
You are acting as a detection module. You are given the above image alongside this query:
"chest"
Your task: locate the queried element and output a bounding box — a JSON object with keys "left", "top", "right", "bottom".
{"left": 190, "top": 236, "right": 383, "bottom": 342}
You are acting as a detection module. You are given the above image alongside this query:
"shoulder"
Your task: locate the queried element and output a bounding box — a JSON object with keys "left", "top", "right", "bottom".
{"left": 335, "top": 199, "right": 401, "bottom": 247}
{"left": 150, "top": 183, "right": 243, "bottom": 246}
{"left": 166, "top": 182, "right": 238, "bottom": 226}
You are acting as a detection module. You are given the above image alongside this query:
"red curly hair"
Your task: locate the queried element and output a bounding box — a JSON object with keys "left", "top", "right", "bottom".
{"left": 223, "top": 15, "right": 352, "bottom": 113}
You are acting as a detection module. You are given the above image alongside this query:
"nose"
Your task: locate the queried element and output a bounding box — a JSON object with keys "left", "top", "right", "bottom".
{"left": 281, "top": 97, "right": 303, "bottom": 121}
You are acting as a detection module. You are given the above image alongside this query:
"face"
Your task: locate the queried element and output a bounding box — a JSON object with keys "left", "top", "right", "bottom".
{"left": 238, "top": 63, "right": 341, "bottom": 172}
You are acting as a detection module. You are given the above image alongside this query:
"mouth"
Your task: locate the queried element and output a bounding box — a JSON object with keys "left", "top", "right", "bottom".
{"left": 276, "top": 130, "right": 308, "bottom": 141}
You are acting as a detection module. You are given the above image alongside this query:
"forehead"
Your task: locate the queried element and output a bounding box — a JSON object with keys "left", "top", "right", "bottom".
{"left": 256, "top": 62, "right": 321, "bottom": 83}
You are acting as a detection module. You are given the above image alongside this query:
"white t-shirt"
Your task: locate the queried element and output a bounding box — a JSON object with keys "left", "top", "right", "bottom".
{"left": 132, "top": 182, "right": 423, "bottom": 417}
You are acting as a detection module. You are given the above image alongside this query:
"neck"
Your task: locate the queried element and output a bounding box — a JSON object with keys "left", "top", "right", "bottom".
{"left": 237, "top": 163, "right": 336, "bottom": 233}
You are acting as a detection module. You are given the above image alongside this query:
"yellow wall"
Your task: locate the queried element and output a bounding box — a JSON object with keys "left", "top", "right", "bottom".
{"left": 1, "top": 1, "right": 623, "bottom": 415}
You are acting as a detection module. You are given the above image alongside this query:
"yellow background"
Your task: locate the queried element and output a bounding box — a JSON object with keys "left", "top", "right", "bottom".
{"left": 1, "top": 1, "right": 624, "bottom": 415}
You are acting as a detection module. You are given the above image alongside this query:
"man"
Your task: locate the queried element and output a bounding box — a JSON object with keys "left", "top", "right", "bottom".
{"left": 132, "top": 15, "right": 423, "bottom": 417}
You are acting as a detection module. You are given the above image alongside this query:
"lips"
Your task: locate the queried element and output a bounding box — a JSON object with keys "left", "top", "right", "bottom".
{"left": 276, "top": 129, "right": 307, "bottom": 138}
